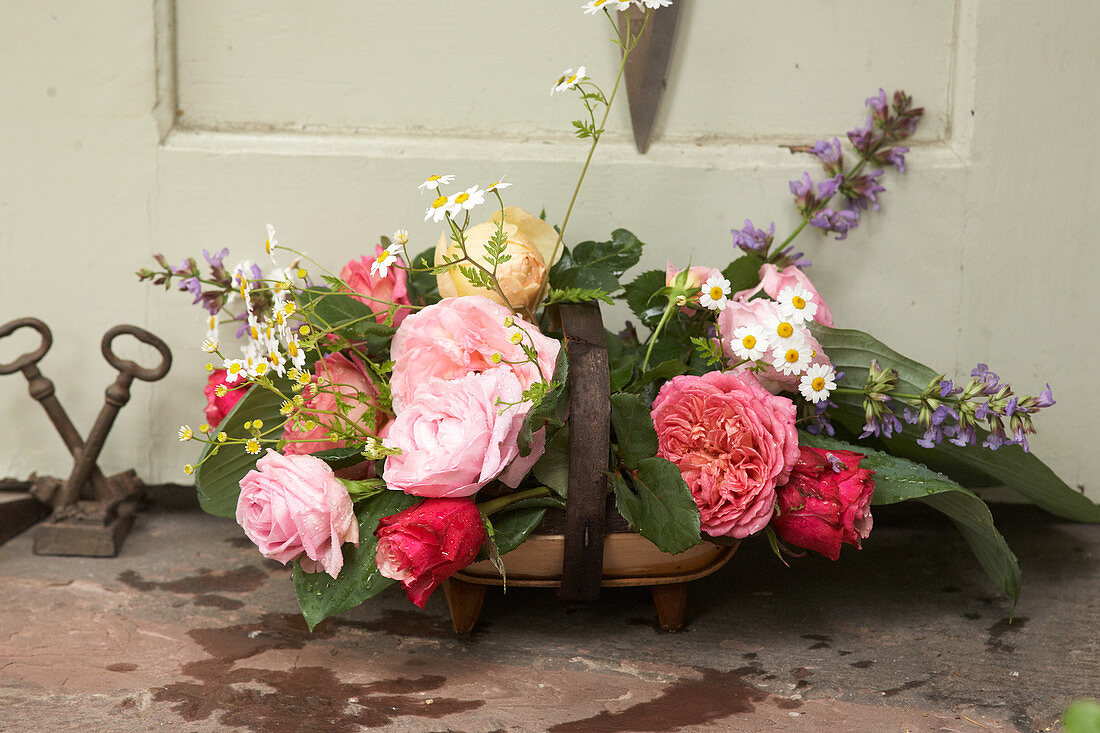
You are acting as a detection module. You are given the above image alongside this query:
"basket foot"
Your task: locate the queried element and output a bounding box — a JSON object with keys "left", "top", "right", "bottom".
{"left": 444, "top": 579, "right": 486, "bottom": 633}
{"left": 651, "top": 582, "right": 689, "bottom": 631}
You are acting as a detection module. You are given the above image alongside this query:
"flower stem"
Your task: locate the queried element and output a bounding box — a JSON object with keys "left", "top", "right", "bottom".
{"left": 478, "top": 486, "right": 553, "bottom": 516}
{"left": 640, "top": 298, "right": 677, "bottom": 373}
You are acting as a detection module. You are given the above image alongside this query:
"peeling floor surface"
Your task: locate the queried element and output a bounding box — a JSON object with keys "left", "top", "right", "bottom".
{"left": 0, "top": 491, "right": 1096, "bottom": 732}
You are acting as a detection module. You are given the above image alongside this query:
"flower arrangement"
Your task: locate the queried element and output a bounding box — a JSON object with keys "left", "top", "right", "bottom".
{"left": 139, "top": 1, "right": 1099, "bottom": 630}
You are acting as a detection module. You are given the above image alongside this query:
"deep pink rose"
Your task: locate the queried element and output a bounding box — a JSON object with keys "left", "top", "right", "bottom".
{"left": 651, "top": 371, "right": 800, "bottom": 538}
{"left": 203, "top": 368, "right": 249, "bottom": 427}
{"left": 236, "top": 450, "right": 359, "bottom": 578}
{"left": 383, "top": 370, "right": 533, "bottom": 498}
{"left": 375, "top": 498, "right": 486, "bottom": 608}
{"left": 388, "top": 296, "right": 560, "bottom": 412}
{"left": 772, "top": 446, "right": 875, "bottom": 560}
{"left": 757, "top": 264, "right": 834, "bottom": 327}
{"left": 281, "top": 352, "right": 385, "bottom": 456}
{"left": 340, "top": 245, "right": 413, "bottom": 327}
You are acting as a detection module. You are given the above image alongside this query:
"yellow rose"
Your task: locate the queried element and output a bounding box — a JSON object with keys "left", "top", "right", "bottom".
{"left": 435, "top": 206, "right": 562, "bottom": 312}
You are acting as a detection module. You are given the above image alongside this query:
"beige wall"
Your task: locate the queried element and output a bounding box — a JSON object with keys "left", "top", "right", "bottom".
{"left": 1, "top": 1, "right": 1096, "bottom": 498}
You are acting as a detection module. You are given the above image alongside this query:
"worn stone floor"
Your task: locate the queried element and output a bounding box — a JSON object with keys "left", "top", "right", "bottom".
{"left": 0, "top": 488, "right": 1096, "bottom": 733}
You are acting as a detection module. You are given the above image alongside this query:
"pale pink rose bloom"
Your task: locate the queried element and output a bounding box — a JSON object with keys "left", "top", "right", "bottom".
{"left": 236, "top": 450, "right": 359, "bottom": 578}
{"left": 757, "top": 264, "right": 834, "bottom": 327}
{"left": 383, "top": 370, "right": 534, "bottom": 498}
{"left": 388, "top": 296, "right": 560, "bottom": 412}
{"left": 716, "top": 295, "right": 830, "bottom": 394}
{"left": 340, "top": 244, "right": 413, "bottom": 327}
{"left": 665, "top": 262, "right": 724, "bottom": 311}
{"left": 651, "top": 371, "right": 800, "bottom": 539}
{"left": 282, "top": 352, "right": 384, "bottom": 456}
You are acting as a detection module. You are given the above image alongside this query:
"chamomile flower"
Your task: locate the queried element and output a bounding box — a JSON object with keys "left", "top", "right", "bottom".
{"left": 799, "top": 364, "right": 837, "bottom": 404}
{"left": 487, "top": 176, "right": 512, "bottom": 192}
{"left": 245, "top": 439, "right": 261, "bottom": 455}
{"left": 418, "top": 174, "right": 454, "bottom": 193}
{"left": 452, "top": 185, "right": 486, "bottom": 212}
{"left": 200, "top": 337, "right": 219, "bottom": 354}
{"left": 183, "top": 464, "right": 195, "bottom": 475}
{"left": 772, "top": 343, "right": 813, "bottom": 376}
{"left": 425, "top": 194, "right": 457, "bottom": 223}
{"left": 763, "top": 309, "right": 807, "bottom": 350}
{"left": 552, "top": 66, "right": 587, "bottom": 94}
{"left": 178, "top": 425, "right": 194, "bottom": 442}
{"left": 636, "top": 0, "right": 673, "bottom": 8}
{"left": 582, "top": 0, "right": 628, "bottom": 13}
{"left": 286, "top": 338, "right": 307, "bottom": 371}
{"left": 279, "top": 400, "right": 295, "bottom": 417}
{"left": 264, "top": 223, "right": 278, "bottom": 264}
{"left": 776, "top": 284, "right": 818, "bottom": 325}
{"left": 698, "top": 275, "right": 732, "bottom": 311}
{"left": 371, "top": 245, "right": 399, "bottom": 278}
{"left": 222, "top": 358, "right": 248, "bottom": 384}
{"left": 730, "top": 324, "right": 770, "bottom": 361}
{"left": 205, "top": 313, "right": 218, "bottom": 343}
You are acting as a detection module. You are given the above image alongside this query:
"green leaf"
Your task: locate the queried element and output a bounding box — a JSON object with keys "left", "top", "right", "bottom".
{"left": 622, "top": 269, "right": 667, "bottom": 328}
{"left": 550, "top": 266, "right": 620, "bottom": 294}
{"left": 571, "top": 229, "right": 643, "bottom": 276}
{"left": 546, "top": 287, "right": 615, "bottom": 306}
{"left": 292, "top": 490, "right": 420, "bottom": 630}
{"left": 1063, "top": 699, "right": 1100, "bottom": 733}
{"left": 610, "top": 393, "right": 659, "bottom": 468}
{"left": 800, "top": 431, "right": 1021, "bottom": 603}
{"left": 613, "top": 459, "right": 701, "bottom": 555}
{"left": 486, "top": 506, "right": 549, "bottom": 556}
{"left": 405, "top": 247, "right": 440, "bottom": 306}
{"left": 194, "top": 379, "right": 291, "bottom": 518}
{"left": 721, "top": 253, "right": 765, "bottom": 294}
{"left": 815, "top": 325, "right": 1100, "bottom": 522}
{"left": 532, "top": 426, "right": 570, "bottom": 496}
{"left": 312, "top": 444, "right": 368, "bottom": 470}
{"left": 626, "top": 359, "right": 689, "bottom": 394}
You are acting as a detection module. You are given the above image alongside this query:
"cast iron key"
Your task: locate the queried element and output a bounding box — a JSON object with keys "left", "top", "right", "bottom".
{"left": 56, "top": 326, "right": 172, "bottom": 508}
{"left": 0, "top": 318, "right": 114, "bottom": 499}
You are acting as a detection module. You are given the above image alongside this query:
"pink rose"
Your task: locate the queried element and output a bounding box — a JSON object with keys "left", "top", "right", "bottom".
{"left": 758, "top": 264, "right": 834, "bottom": 327}
{"left": 665, "top": 262, "right": 723, "bottom": 311}
{"left": 771, "top": 446, "right": 875, "bottom": 560}
{"left": 236, "top": 450, "right": 359, "bottom": 578}
{"left": 281, "top": 352, "right": 385, "bottom": 456}
{"left": 375, "top": 498, "right": 486, "bottom": 608}
{"left": 716, "top": 296, "right": 830, "bottom": 394}
{"left": 340, "top": 245, "right": 413, "bottom": 327}
{"left": 388, "top": 296, "right": 560, "bottom": 412}
{"left": 203, "top": 368, "right": 249, "bottom": 427}
{"left": 383, "top": 370, "right": 533, "bottom": 498}
{"left": 651, "top": 371, "right": 800, "bottom": 538}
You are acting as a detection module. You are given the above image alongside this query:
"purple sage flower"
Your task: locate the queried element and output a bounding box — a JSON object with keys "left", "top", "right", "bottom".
{"left": 812, "top": 137, "right": 844, "bottom": 175}
{"left": 731, "top": 220, "right": 775, "bottom": 254}
{"left": 866, "top": 88, "right": 888, "bottom": 115}
{"left": 846, "top": 170, "right": 886, "bottom": 211}
{"left": 810, "top": 208, "right": 860, "bottom": 240}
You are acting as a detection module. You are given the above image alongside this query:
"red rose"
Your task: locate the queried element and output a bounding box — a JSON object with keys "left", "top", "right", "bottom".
{"left": 772, "top": 446, "right": 875, "bottom": 560}
{"left": 374, "top": 498, "right": 486, "bottom": 608}
{"left": 203, "top": 368, "right": 249, "bottom": 427}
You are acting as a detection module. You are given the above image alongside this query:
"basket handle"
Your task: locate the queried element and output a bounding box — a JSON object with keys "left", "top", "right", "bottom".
{"left": 554, "top": 301, "right": 611, "bottom": 603}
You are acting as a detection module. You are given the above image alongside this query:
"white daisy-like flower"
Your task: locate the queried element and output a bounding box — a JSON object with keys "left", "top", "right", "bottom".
{"left": 264, "top": 223, "right": 278, "bottom": 264}
{"left": 248, "top": 359, "right": 271, "bottom": 379}
{"left": 799, "top": 363, "right": 837, "bottom": 404}
{"left": 452, "top": 185, "right": 486, "bottom": 212}
{"left": 730, "top": 324, "right": 770, "bottom": 361}
{"left": 200, "top": 337, "right": 219, "bottom": 354}
{"left": 392, "top": 229, "right": 409, "bottom": 246}
{"left": 763, "top": 308, "right": 807, "bottom": 349}
{"left": 424, "top": 193, "right": 457, "bottom": 223}
{"left": 776, "top": 284, "right": 818, "bottom": 325}
{"left": 222, "top": 358, "right": 248, "bottom": 384}
{"left": 371, "top": 245, "right": 399, "bottom": 278}
{"left": 772, "top": 343, "right": 813, "bottom": 376}
{"left": 418, "top": 174, "right": 454, "bottom": 193}
{"left": 286, "top": 338, "right": 307, "bottom": 371}
{"left": 636, "top": 0, "right": 673, "bottom": 8}
{"left": 582, "top": 0, "right": 629, "bottom": 13}
{"left": 178, "top": 425, "right": 194, "bottom": 442}
{"left": 487, "top": 176, "right": 512, "bottom": 192}
{"left": 698, "top": 274, "right": 732, "bottom": 311}
{"left": 551, "top": 66, "right": 587, "bottom": 95}
{"left": 267, "top": 347, "right": 287, "bottom": 377}
{"left": 205, "top": 313, "right": 218, "bottom": 342}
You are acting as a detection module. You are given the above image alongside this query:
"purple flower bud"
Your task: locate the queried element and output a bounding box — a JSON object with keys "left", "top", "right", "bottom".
{"left": 1035, "top": 384, "right": 1055, "bottom": 408}
{"left": 179, "top": 276, "right": 203, "bottom": 302}
{"left": 848, "top": 116, "right": 879, "bottom": 156}
{"left": 809, "top": 208, "right": 860, "bottom": 240}
{"left": 203, "top": 247, "right": 229, "bottom": 269}
{"left": 812, "top": 137, "right": 844, "bottom": 175}
{"left": 772, "top": 246, "right": 811, "bottom": 269}
{"left": 789, "top": 173, "right": 815, "bottom": 213}
{"left": 731, "top": 219, "right": 775, "bottom": 254}
{"left": 866, "top": 88, "right": 888, "bottom": 114}
{"left": 846, "top": 170, "right": 886, "bottom": 211}
{"left": 817, "top": 174, "right": 844, "bottom": 200}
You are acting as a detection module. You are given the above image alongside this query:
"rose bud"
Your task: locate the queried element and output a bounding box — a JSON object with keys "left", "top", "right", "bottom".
{"left": 236, "top": 450, "right": 359, "bottom": 578}
{"left": 771, "top": 446, "right": 875, "bottom": 561}
{"left": 374, "top": 498, "right": 486, "bottom": 608}
{"left": 434, "top": 206, "right": 562, "bottom": 312}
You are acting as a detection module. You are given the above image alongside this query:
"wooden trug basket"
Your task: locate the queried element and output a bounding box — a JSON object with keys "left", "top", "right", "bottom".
{"left": 444, "top": 302, "right": 736, "bottom": 632}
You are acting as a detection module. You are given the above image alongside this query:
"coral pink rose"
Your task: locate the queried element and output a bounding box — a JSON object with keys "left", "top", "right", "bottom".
{"left": 383, "top": 370, "right": 534, "bottom": 498}
{"left": 772, "top": 446, "right": 875, "bottom": 560}
{"left": 340, "top": 245, "right": 413, "bottom": 327}
{"left": 375, "top": 498, "right": 486, "bottom": 608}
{"left": 281, "top": 352, "right": 385, "bottom": 456}
{"left": 236, "top": 450, "right": 359, "bottom": 578}
{"left": 757, "top": 264, "right": 834, "bottom": 327}
{"left": 203, "top": 368, "right": 249, "bottom": 427}
{"left": 651, "top": 371, "right": 800, "bottom": 538}
{"left": 388, "top": 296, "right": 560, "bottom": 412}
